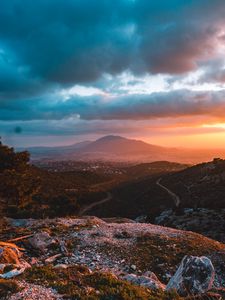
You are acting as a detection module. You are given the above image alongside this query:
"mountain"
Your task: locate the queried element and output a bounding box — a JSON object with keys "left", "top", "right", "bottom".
{"left": 18, "top": 135, "right": 169, "bottom": 161}
{"left": 20, "top": 135, "right": 225, "bottom": 163}
{"left": 79, "top": 135, "right": 166, "bottom": 155}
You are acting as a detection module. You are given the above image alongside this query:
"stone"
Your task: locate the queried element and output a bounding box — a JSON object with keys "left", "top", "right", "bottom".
{"left": 130, "top": 264, "right": 136, "bottom": 271}
{"left": 166, "top": 256, "right": 215, "bottom": 296}
{"left": 54, "top": 264, "right": 68, "bottom": 269}
{"left": 89, "top": 262, "right": 95, "bottom": 268}
{"left": 45, "top": 254, "right": 62, "bottom": 264}
{"left": 0, "top": 267, "right": 26, "bottom": 279}
{"left": 28, "top": 232, "right": 56, "bottom": 252}
{"left": 123, "top": 272, "right": 166, "bottom": 290}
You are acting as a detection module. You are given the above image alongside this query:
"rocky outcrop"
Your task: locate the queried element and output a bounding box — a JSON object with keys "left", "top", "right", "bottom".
{"left": 166, "top": 255, "right": 215, "bottom": 296}
{"left": 1, "top": 217, "right": 225, "bottom": 298}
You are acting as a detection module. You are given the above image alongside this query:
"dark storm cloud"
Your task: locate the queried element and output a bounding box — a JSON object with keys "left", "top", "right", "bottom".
{"left": 0, "top": 0, "right": 134, "bottom": 90}
{"left": 136, "top": 0, "right": 225, "bottom": 74}
{"left": 0, "top": 0, "right": 225, "bottom": 90}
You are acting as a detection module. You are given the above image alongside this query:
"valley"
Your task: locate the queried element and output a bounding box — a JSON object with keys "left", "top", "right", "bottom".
{"left": 1, "top": 140, "right": 225, "bottom": 299}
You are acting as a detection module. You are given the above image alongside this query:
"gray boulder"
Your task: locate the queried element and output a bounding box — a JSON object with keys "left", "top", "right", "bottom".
{"left": 166, "top": 255, "right": 215, "bottom": 296}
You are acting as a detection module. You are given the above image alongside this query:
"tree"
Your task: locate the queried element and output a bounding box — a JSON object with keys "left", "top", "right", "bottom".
{"left": 0, "top": 140, "right": 40, "bottom": 209}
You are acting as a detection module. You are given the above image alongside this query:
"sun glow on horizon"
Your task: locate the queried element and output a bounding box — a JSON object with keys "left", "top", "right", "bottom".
{"left": 202, "top": 123, "right": 225, "bottom": 129}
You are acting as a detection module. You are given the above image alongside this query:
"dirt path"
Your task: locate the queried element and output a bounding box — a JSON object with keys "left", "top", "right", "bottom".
{"left": 156, "top": 178, "right": 180, "bottom": 207}
{"left": 78, "top": 192, "right": 112, "bottom": 216}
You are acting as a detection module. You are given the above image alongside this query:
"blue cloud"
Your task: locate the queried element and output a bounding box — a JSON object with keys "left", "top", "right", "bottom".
{"left": 0, "top": 0, "right": 223, "bottom": 90}
{"left": 1, "top": 0, "right": 225, "bottom": 134}
{"left": 1, "top": 89, "right": 225, "bottom": 123}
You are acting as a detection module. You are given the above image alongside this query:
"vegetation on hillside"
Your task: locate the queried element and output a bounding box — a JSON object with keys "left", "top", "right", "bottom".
{"left": 161, "top": 159, "right": 225, "bottom": 209}
{"left": 0, "top": 141, "right": 108, "bottom": 218}
{"left": 0, "top": 139, "right": 40, "bottom": 210}
{"left": 22, "top": 265, "right": 182, "bottom": 300}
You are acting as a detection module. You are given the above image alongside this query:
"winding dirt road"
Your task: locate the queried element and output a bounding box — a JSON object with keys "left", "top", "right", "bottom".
{"left": 78, "top": 192, "right": 112, "bottom": 216}
{"left": 156, "top": 178, "right": 180, "bottom": 207}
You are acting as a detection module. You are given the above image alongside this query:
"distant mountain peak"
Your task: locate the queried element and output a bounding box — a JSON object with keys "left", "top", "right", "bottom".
{"left": 96, "top": 135, "right": 127, "bottom": 142}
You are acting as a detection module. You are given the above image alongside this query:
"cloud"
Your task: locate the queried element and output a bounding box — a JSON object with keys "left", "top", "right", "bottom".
{"left": 0, "top": 0, "right": 225, "bottom": 93}
{"left": 197, "top": 58, "right": 225, "bottom": 84}
{"left": 1, "top": 0, "right": 225, "bottom": 146}
{"left": 1, "top": 89, "right": 225, "bottom": 122}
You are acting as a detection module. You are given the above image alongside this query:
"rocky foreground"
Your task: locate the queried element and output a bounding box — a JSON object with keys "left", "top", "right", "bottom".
{"left": 0, "top": 216, "right": 225, "bottom": 299}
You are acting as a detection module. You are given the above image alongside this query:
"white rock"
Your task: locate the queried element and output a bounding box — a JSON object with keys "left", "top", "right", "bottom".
{"left": 54, "top": 264, "right": 68, "bottom": 269}
{"left": 45, "top": 254, "right": 62, "bottom": 264}
{"left": 130, "top": 264, "right": 136, "bottom": 271}
{"left": 166, "top": 255, "right": 215, "bottom": 296}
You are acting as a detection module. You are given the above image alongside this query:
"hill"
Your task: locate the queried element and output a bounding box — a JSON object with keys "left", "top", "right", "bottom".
{"left": 80, "top": 135, "right": 165, "bottom": 155}
{"left": 149, "top": 159, "right": 225, "bottom": 242}
{"left": 160, "top": 158, "right": 225, "bottom": 208}
{"left": 90, "top": 158, "right": 225, "bottom": 220}
{"left": 88, "top": 158, "right": 225, "bottom": 243}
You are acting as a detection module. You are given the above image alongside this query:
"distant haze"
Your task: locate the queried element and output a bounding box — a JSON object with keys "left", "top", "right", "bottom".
{"left": 20, "top": 135, "right": 225, "bottom": 164}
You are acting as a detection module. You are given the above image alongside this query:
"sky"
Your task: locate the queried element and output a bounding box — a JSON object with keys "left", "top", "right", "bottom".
{"left": 1, "top": 0, "right": 225, "bottom": 148}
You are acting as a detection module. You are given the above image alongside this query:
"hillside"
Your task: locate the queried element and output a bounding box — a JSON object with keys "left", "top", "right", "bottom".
{"left": 91, "top": 158, "right": 225, "bottom": 218}
{"left": 150, "top": 159, "right": 225, "bottom": 243}
{"left": 161, "top": 158, "right": 225, "bottom": 208}
{"left": 1, "top": 141, "right": 190, "bottom": 220}
{"left": 87, "top": 162, "right": 187, "bottom": 219}
{"left": 88, "top": 158, "right": 225, "bottom": 243}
